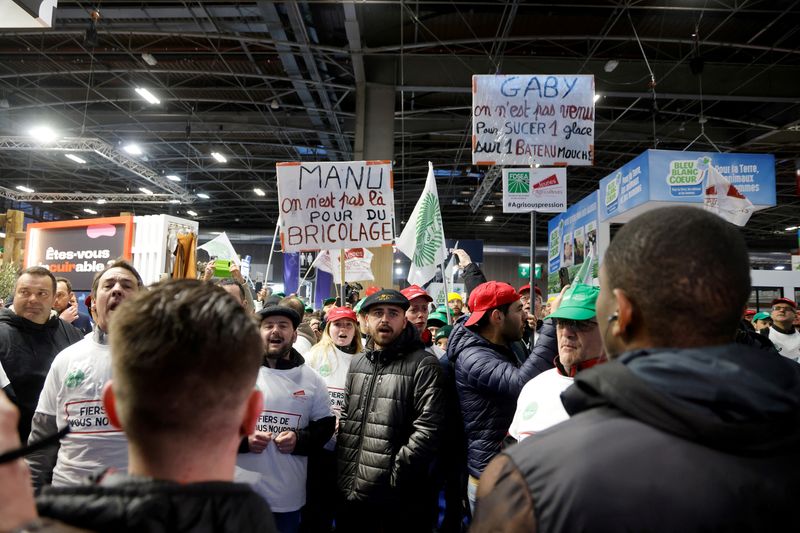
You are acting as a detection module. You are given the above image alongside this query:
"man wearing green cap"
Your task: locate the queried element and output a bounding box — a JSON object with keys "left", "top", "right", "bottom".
{"left": 508, "top": 283, "right": 605, "bottom": 442}
{"left": 751, "top": 311, "right": 772, "bottom": 331}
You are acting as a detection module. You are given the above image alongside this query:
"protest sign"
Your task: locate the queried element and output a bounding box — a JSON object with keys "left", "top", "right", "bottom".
{"left": 316, "top": 248, "right": 374, "bottom": 281}
{"left": 277, "top": 161, "right": 395, "bottom": 253}
{"left": 472, "top": 75, "right": 595, "bottom": 166}
{"left": 502, "top": 168, "right": 567, "bottom": 213}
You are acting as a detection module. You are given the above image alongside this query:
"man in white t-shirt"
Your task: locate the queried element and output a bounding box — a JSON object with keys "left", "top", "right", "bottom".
{"left": 27, "top": 260, "right": 144, "bottom": 490}
{"left": 236, "top": 305, "right": 335, "bottom": 533}
{"left": 760, "top": 298, "right": 800, "bottom": 362}
{"left": 509, "top": 283, "right": 606, "bottom": 442}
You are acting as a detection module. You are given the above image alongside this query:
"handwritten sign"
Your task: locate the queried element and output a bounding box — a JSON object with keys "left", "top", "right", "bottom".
{"left": 277, "top": 161, "right": 395, "bottom": 253}
{"left": 472, "top": 75, "right": 595, "bottom": 166}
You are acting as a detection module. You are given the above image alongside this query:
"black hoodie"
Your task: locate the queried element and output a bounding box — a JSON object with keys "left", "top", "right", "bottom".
{"left": 473, "top": 343, "right": 800, "bottom": 533}
{"left": 0, "top": 308, "right": 83, "bottom": 441}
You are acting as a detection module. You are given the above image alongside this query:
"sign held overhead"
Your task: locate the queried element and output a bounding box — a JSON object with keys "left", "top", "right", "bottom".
{"left": 502, "top": 168, "right": 567, "bottom": 213}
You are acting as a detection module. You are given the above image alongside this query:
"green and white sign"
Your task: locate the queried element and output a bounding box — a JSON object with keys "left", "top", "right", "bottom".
{"left": 502, "top": 168, "right": 567, "bottom": 213}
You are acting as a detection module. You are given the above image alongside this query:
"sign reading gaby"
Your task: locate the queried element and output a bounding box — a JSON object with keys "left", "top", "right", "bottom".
{"left": 277, "top": 161, "right": 395, "bottom": 253}
{"left": 472, "top": 75, "right": 595, "bottom": 166}
{"left": 502, "top": 168, "right": 567, "bottom": 213}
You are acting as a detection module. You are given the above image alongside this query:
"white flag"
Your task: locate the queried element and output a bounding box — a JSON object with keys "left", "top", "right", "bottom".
{"left": 197, "top": 232, "right": 240, "bottom": 265}
{"left": 703, "top": 164, "right": 753, "bottom": 226}
{"left": 396, "top": 162, "right": 447, "bottom": 286}
{"left": 316, "top": 248, "right": 374, "bottom": 282}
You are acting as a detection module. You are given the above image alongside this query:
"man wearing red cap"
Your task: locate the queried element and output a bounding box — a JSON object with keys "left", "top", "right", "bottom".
{"left": 446, "top": 280, "right": 557, "bottom": 513}
{"left": 400, "top": 285, "right": 442, "bottom": 356}
{"left": 761, "top": 297, "right": 800, "bottom": 362}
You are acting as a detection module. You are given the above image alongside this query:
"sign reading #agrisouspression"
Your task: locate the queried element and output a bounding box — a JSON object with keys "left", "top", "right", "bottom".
{"left": 277, "top": 161, "right": 396, "bottom": 253}
{"left": 472, "top": 74, "right": 595, "bottom": 166}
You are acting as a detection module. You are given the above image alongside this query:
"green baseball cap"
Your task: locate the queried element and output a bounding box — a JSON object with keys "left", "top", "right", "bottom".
{"left": 353, "top": 297, "right": 367, "bottom": 314}
{"left": 752, "top": 312, "right": 771, "bottom": 322}
{"left": 305, "top": 305, "right": 314, "bottom": 313}
{"left": 434, "top": 325, "right": 453, "bottom": 341}
{"left": 323, "top": 297, "right": 338, "bottom": 306}
{"left": 427, "top": 311, "right": 448, "bottom": 326}
{"left": 436, "top": 305, "right": 448, "bottom": 314}
{"left": 548, "top": 283, "right": 599, "bottom": 321}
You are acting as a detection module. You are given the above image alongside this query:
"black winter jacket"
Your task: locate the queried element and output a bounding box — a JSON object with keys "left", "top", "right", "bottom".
{"left": 447, "top": 317, "right": 557, "bottom": 478}
{"left": 473, "top": 343, "right": 800, "bottom": 532}
{"left": 0, "top": 308, "right": 83, "bottom": 442}
{"left": 37, "top": 472, "right": 278, "bottom": 532}
{"left": 337, "top": 323, "right": 445, "bottom": 504}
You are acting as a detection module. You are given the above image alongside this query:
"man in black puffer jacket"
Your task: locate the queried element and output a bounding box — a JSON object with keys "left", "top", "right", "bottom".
{"left": 337, "top": 289, "right": 445, "bottom": 532}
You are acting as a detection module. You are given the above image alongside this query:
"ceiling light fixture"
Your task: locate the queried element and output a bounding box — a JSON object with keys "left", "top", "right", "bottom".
{"left": 254, "top": 188, "right": 266, "bottom": 197}
{"left": 96, "top": 199, "right": 106, "bottom": 204}
{"left": 186, "top": 210, "right": 198, "bottom": 217}
{"left": 16, "top": 185, "right": 34, "bottom": 193}
{"left": 169, "top": 199, "right": 181, "bottom": 204}
{"left": 42, "top": 200, "right": 53, "bottom": 204}
{"left": 141, "top": 53, "right": 157, "bottom": 66}
{"left": 774, "top": 265, "right": 786, "bottom": 270}
{"left": 166, "top": 174, "right": 181, "bottom": 182}
{"left": 135, "top": 87, "right": 160, "bottom": 105}
{"left": 65, "top": 153, "right": 87, "bottom": 164}
{"left": 29, "top": 125, "right": 57, "bottom": 142}
{"left": 124, "top": 143, "right": 142, "bottom": 155}
{"left": 604, "top": 59, "right": 619, "bottom": 72}
{"left": 197, "top": 193, "right": 210, "bottom": 199}
{"left": 270, "top": 99, "right": 279, "bottom": 110}
{"left": 485, "top": 215, "right": 494, "bottom": 222}
{"left": 211, "top": 152, "right": 227, "bottom": 163}
{"left": 785, "top": 226, "right": 799, "bottom": 231}
{"left": 139, "top": 187, "right": 154, "bottom": 195}
{"left": 593, "top": 93, "right": 601, "bottom": 103}
{"left": 394, "top": 267, "right": 403, "bottom": 275}
{"left": 84, "top": 208, "right": 97, "bottom": 215}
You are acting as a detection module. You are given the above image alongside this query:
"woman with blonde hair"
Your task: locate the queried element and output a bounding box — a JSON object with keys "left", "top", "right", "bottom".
{"left": 301, "top": 306, "right": 363, "bottom": 532}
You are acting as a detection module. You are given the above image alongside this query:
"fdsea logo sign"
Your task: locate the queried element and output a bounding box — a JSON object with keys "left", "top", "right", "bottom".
{"left": 502, "top": 168, "right": 567, "bottom": 213}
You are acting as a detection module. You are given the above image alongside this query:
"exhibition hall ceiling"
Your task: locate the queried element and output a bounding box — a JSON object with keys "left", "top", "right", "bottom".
{"left": 0, "top": 1, "right": 798, "bottom": 251}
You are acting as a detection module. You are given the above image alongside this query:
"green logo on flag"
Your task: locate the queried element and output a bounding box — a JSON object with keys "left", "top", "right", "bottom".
{"left": 413, "top": 193, "right": 443, "bottom": 267}
{"left": 65, "top": 369, "right": 85, "bottom": 389}
{"left": 507, "top": 172, "right": 530, "bottom": 194}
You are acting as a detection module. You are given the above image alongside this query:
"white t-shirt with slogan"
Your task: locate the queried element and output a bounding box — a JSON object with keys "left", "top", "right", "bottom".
{"left": 306, "top": 344, "right": 358, "bottom": 451}
{"left": 235, "top": 363, "right": 332, "bottom": 513}
{"left": 35, "top": 337, "right": 128, "bottom": 486}
{"left": 508, "top": 368, "right": 574, "bottom": 442}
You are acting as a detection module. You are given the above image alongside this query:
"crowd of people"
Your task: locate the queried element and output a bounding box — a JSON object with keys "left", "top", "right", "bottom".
{"left": 0, "top": 205, "right": 799, "bottom": 532}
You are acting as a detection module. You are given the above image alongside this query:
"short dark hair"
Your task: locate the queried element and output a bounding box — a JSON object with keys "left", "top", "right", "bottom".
{"left": 55, "top": 277, "right": 73, "bottom": 294}
{"left": 217, "top": 278, "right": 245, "bottom": 301}
{"left": 91, "top": 259, "right": 143, "bottom": 298}
{"left": 17, "top": 266, "right": 57, "bottom": 293}
{"left": 109, "top": 280, "right": 262, "bottom": 447}
{"left": 604, "top": 206, "right": 750, "bottom": 346}
{"left": 279, "top": 296, "right": 305, "bottom": 320}
{"left": 474, "top": 302, "right": 513, "bottom": 331}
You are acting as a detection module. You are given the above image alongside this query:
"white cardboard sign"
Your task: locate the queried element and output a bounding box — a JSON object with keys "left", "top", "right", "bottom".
{"left": 502, "top": 168, "right": 568, "bottom": 213}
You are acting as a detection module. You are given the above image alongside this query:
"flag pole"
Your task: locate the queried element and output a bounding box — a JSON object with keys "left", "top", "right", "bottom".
{"left": 530, "top": 211, "right": 536, "bottom": 293}
{"left": 265, "top": 215, "right": 280, "bottom": 290}
{"left": 339, "top": 249, "right": 347, "bottom": 307}
{"left": 441, "top": 240, "right": 458, "bottom": 324}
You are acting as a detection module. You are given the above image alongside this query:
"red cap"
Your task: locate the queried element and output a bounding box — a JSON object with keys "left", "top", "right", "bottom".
{"left": 401, "top": 284, "right": 433, "bottom": 303}
{"left": 743, "top": 309, "right": 757, "bottom": 317}
{"left": 365, "top": 286, "right": 380, "bottom": 296}
{"left": 771, "top": 297, "right": 797, "bottom": 309}
{"left": 518, "top": 284, "right": 543, "bottom": 297}
{"left": 84, "top": 295, "right": 92, "bottom": 309}
{"left": 465, "top": 281, "right": 520, "bottom": 327}
{"left": 326, "top": 306, "right": 357, "bottom": 323}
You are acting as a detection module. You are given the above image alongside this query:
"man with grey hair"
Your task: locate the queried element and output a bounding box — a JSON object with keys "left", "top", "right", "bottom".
{"left": 0, "top": 267, "right": 82, "bottom": 443}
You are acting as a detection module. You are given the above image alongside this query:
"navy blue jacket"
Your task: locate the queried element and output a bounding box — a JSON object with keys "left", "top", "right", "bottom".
{"left": 447, "top": 317, "right": 557, "bottom": 478}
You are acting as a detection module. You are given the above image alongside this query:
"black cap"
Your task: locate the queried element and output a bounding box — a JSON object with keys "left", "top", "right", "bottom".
{"left": 258, "top": 305, "right": 301, "bottom": 329}
{"left": 360, "top": 289, "right": 409, "bottom": 313}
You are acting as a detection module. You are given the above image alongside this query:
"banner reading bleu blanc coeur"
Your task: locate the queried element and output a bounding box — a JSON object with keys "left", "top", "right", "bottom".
{"left": 277, "top": 161, "right": 395, "bottom": 253}
{"left": 472, "top": 75, "right": 595, "bottom": 166}
{"left": 547, "top": 191, "right": 599, "bottom": 295}
{"left": 599, "top": 150, "right": 776, "bottom": 222}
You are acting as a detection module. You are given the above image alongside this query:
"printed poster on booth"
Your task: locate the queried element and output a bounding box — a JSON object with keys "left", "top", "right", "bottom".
{"left": 547, "top": 191, "right": 599, "bottom": 295}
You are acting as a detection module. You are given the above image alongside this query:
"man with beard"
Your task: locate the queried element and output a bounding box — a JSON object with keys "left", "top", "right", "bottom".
{"left": 337, "top": 289, "right": 446, "bottom": 532}
{"left": 27, "top": 260, "right": 144, "bottom": 490}
{"left": 0, "top": 267, "right": 83, "bottom": 443}
{"left": 446, "top": 281, "right": 556, "bottom": 513}
{"left": 472, "top": 206, "right": 800, "bottom": 532}
{"left": 236, "top": 305, "right": 334, "bottom": 533}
